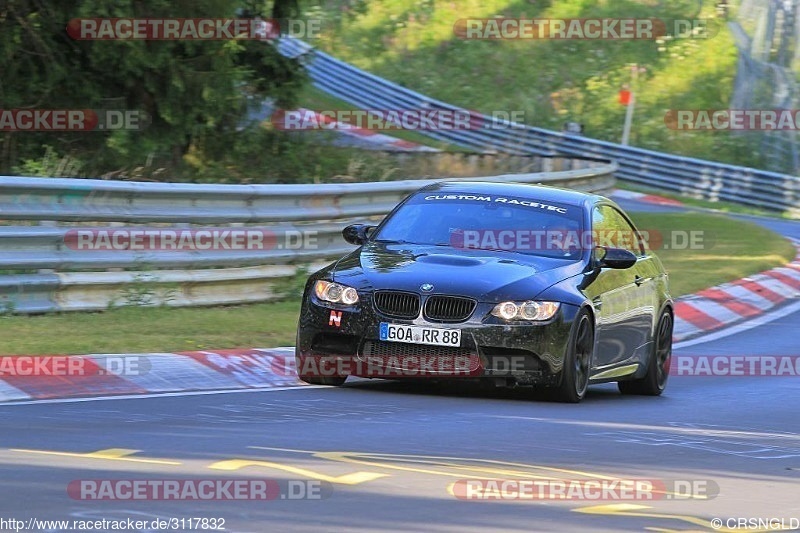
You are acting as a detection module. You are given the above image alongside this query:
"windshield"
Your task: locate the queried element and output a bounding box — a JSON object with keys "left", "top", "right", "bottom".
{"left": 373, "top": 191, "right": 584, "bottom": 260}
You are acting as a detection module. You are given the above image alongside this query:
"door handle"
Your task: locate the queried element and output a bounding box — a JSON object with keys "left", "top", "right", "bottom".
{"left": 634, "top": 275, "right": 650, "bottom": 286}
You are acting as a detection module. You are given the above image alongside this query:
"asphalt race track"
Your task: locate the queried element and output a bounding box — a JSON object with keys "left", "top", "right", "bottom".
{"left": 0, "top": 200, "right": 798, "bottom": 533}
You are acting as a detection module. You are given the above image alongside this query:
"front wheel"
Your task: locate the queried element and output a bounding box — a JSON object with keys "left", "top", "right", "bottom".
{"left": 618, "top": 310, "right": 673, "bottom": 396}
{"left": 297, "top": 374, "right": 348, "bottom": 386}
{"left": 548, "top": 309, "right": 594, "bottom": 403}
{"left": 295, "top": 355, "right": 348, "bottom": 386}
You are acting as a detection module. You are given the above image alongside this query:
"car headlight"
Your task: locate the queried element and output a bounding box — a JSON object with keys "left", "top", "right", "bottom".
{"left": 491, "top": 301, "right": 560, "bottom": 321}
{"left": 314, "top": 280, "right": 359, "bottom": 305}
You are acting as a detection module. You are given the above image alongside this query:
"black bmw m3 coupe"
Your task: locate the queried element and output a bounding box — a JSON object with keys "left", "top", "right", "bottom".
{"left": 296, "top": 181, "right": 673, "bottom": 402}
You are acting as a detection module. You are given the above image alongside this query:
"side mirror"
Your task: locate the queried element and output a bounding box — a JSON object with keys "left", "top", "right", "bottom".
{"left": 594, "top": 246, "right": 637, "bottom": 269}
{"left": 342, "top": 224, "right": 375, "bottom": 245}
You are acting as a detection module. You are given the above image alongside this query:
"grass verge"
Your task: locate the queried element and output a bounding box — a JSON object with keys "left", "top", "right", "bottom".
{"left": 0, "top": 213, "right": 794, "bottom": 356}
{"left": 618, "top": 182, "right": 796, "bottom": 219}
{"left": 0, "top": 301, "right": 301, "bottom": 356}
{"left": 631, "top": 212, "right": 795, "bottom": 295}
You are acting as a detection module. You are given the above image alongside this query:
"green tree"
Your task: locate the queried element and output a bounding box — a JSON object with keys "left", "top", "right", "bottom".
{"left": 0, "top": 0, "right": 306, "bottom": 174}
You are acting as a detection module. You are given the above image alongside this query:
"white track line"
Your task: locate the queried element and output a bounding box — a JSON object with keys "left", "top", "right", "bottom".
{"left": 674, "top": 299, "right": 800, "bottom": 349}
{"left": 0, "top": 384, "right": 323, "bottom": 407}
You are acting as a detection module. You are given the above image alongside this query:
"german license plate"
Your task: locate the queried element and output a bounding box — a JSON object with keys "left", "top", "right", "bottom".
{"left": 379, "top": 323, "right": 461, "bottom": 347}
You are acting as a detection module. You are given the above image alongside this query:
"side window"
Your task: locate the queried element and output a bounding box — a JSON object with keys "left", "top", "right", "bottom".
{"left": 592, "top": 205, "right": 645, "bottom": 256}
{"left": 592, "top": 206, "right": 610, "bottom": 233}
{"left": 609, "top": 208, "right": 646, "bottom": 256}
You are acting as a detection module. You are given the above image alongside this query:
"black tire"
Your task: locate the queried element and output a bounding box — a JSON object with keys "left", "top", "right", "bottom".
{"left": 618, "top": 310, "right": 673, "bottom": 396}
{"left": 549, "top": 309, "right": 594, "bottom": 403}
{"left": 295, "top": 354, "right": 348, "bottom": 386}
{"left": 298, "top": 374, "right": 348, "bottom": 386}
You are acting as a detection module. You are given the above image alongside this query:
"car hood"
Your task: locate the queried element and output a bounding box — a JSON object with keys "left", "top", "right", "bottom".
{"left": 331, "top": 242, "right": 585, "bottom": 302}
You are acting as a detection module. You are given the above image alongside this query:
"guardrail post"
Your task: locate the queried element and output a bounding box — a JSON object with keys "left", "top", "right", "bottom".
{"left": 37, "top": 220, "right": 57, "bottom": 275}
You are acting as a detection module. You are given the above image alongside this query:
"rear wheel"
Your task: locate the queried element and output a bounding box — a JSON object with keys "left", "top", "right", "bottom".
{"left": 548, "top": 310, "right": 594, "bottom": 403}
{"left": 618, "top": 310, "right": 672, "bottom": 396}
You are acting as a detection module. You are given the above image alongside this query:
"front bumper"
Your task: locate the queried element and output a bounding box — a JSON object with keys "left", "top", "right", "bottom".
{"left": 296, "top": 294, "right": 578, "bottom": 385}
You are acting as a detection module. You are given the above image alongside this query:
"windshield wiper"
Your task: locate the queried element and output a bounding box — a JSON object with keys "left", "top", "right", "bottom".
{"left": 375, "top": 239, "right": 457, "bottom": 247}
{"left": 462, "top": 246, "right": 516, "bottom": 254}
{"left": 373, "top": 239, "right": 418, "bottom": 245}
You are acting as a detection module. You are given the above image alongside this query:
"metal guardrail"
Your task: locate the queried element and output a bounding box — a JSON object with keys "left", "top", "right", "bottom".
{"left": 277, "top": 37, "right": 800, "bottom": 213}
{"left": 0, "top": 160, "right": 609, "bottom": 223}
{"left": 0, "top": 162, "right": 616, "bottom": 313}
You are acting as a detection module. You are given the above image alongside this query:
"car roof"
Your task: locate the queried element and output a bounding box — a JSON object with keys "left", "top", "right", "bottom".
{"left": 417, "top": 180, "right": 607, "bottom": 208}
